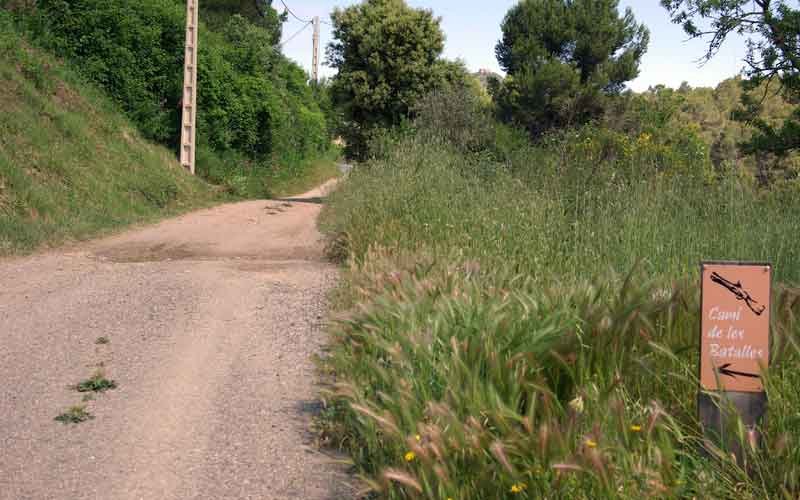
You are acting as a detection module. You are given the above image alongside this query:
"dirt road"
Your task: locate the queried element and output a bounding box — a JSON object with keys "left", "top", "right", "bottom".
{"left": 0, "top": 181, "right": 354, "bottom": 499}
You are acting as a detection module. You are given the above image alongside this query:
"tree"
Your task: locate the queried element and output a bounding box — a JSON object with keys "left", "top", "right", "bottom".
{"left": 204, "top": 0, "right": 285, "bottom": 43}
{"left": 326, "top": 0, "right": 464, "bottom": 158}
{"left": 662, "top": 0, "right": 800, "bottom": 182}
{"left": 493, "top": 0, "right": 649, "bottom": 137}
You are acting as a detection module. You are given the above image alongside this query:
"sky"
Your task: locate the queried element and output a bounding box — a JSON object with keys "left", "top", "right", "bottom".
{"left": 276, "top": 0, "right": 749, "bottom": 92}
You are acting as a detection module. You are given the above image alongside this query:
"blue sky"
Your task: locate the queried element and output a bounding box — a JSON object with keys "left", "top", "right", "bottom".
{"left": 276, "top": 0, "right": 748, "bottom": 92}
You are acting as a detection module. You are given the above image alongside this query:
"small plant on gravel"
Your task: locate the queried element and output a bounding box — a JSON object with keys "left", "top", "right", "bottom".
{"left": 95, "top": 336, "right": 110, "bottom": 345}
{"left": 74, "top": 370, "right": 117, "bottom": 393}
{"left": 55, "top": 405, "right": 93, "bottom": 424}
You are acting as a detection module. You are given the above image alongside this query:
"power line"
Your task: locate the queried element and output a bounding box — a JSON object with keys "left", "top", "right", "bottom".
{"left": 278, "top": 21, "right": 311, "bottom": 48}
{"left": 278, "top": 0, "right": 311, "bottom": 24}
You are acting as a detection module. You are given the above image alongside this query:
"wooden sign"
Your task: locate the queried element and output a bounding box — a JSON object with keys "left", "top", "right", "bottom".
{"left": 700, "top": 262, "right": 771, "bottom": 392}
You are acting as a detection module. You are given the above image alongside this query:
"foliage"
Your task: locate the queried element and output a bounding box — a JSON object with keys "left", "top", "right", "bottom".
{"left": 11, "top": 0, "right": 330, "bottom": 197}
{"left": 54, "top": 405, "right": 93, "bottom": 424}
{"left": 74, "top": 371, "right": 117, "bottom": 393}
{"left": 0, "top": 13, "right": 217, "bottom": 255}
{"left": 410, "top": 83, "right": 499, "bottom": 155}
{"left": 310, "top": 77, "right": 344, "bottom": 142}
{"left": 318, "top": 127, "right": 800, "bottom": 498}
{"left": 662, "top": 0, "right": 800, "bottom": 179}
{"left": 326, "top": 0, "right": 467, "bottom": 159}
{"left": 24, "top": 0, "right": 187, "bottom": 144}
{"left": 601, "top": 79, "right": 799, "bottom": 183}
{"left": 202, "top": 0, "right": 286, "bottom": 42}
{"left": 493, "top": 0, "right": 649, "bottom": 137}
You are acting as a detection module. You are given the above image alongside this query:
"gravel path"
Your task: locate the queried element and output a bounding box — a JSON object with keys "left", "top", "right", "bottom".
{"left": 0, "top": 181, "right": 355, "bottom": 500}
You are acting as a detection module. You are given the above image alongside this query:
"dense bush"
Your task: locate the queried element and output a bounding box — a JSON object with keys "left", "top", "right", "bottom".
{"left": 11, "top": 0, "right": 329, "bottom": 195}
{"left": 603, "top": 82, "right": 800, "bottom": 183}
{"left": 327, "top": 0, "right": 468, "bottom": 159}
{"left": 25, "top": 0, "right": 186, "bottom": 143}
{"left": 0, "top": 11, "right": 216, "bottom": 253}
{"left": 410, "top": 84, "right": 499, "bottom": 155}
{"left": 493, "top": 0, "right": 649, "bottom": 137}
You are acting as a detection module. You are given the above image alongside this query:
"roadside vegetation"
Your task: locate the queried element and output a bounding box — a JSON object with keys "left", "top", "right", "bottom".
{"left": 3, "top": 0, "right": 338, "bottom": 198}
{"left": 0, "top": 1, "right": 342, "bottom": 254}
{"left": 0, "top": 11, "right": 217, "bottom": 254}
{"left": 317, "top": 0, "right": 800, "bottom": 498}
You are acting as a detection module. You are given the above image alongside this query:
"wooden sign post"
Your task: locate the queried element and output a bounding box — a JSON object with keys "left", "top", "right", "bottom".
{"left": 698, "top": 262, "right": 771, "bottom": 462}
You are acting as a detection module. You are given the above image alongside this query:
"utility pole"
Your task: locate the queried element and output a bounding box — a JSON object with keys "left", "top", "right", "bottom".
{"left": 312, "top": 16, "right": 320, "bottom": 82}
{"left": 180, "top": 0, "right": 199, "bottom": 174}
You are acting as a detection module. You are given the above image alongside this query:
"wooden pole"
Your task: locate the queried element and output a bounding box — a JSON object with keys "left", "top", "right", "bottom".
{"left": 180, "top": 0, "right": 199, "bottom": 174}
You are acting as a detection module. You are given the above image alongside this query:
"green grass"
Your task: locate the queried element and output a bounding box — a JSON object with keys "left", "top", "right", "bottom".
{"left": 54, "top": 405, "right": 93, "bottom": 424}
{"left": 318, "top": 135, "right": 800, "bottom": 498}
{"left": 321, "top": 137, "right": 800, "bottom": 286}
{"left": 74, "top": 370, "right": 117, "bottom": 393}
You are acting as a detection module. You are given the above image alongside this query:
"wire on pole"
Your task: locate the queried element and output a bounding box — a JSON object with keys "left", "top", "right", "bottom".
{"left": 278, "top": 21, "right": 312, "bottom": 48}
{"left": 278, "top": 0, "right": 311, "bottom": 23}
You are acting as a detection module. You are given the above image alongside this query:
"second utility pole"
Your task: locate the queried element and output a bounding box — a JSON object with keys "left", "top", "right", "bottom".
{"left": 312, "top": 16, "right": 320, "bottom": 82}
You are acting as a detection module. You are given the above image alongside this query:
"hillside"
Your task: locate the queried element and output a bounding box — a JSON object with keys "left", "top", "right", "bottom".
{"left": 11, "top": 0, "right": 333, "bottom": 198}
{"left": 0, "top": 14, "right": 218, "bottom": 254}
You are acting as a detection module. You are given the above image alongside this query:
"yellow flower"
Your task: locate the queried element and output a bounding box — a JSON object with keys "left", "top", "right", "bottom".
{"left": 585, "top": 438, "right": 597, "bottom": 448}
{"left": 568, "top": 396, "right": 584, "bottom": 414}
{"left": 510, "top": 482, "right": 527, "bottom": 493}
{"left": 630, "top": 425, "right": 642, "bottom": 432}
{"left": 404, "top": 451, "right": 416, "bottom": 462}
{"left": 415, "top": 434, "right": 421, "bottom": 442}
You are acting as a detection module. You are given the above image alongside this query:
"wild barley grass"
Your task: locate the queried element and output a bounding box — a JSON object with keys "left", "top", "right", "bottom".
{"left": 319, "top": 137, "right": 800, "bottom": 498}
{"left": 321, "top": 138, "right": 800, "bottom": 286}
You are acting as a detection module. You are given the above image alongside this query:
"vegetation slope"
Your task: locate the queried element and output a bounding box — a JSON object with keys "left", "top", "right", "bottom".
{"left": 4, "top": 0, "right": 336, "bottom": 198}
{"left": 0, "top": 12, "right": 216, "bottom": 254}
{"left": 316, "top": 1, "right": 800, "bottom": 497}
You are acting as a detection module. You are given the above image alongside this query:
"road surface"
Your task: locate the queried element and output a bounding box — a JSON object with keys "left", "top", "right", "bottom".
{"left": 0, "top": 181, "right": 354, "bottom": 499}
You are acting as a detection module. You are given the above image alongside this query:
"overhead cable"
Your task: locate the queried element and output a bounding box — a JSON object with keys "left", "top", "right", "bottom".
{"left": 278, "top": 21, "right": 311, "bottom": 48}
{"left": 278, "top": 0, "right": 311, "bottom": 23}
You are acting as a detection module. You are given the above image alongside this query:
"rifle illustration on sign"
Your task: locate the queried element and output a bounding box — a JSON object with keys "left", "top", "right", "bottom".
{"left": 709, "top": 272, "right": 766, "bottom": 316}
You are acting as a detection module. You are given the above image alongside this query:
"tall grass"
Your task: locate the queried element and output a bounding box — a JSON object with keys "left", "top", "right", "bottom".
{"left": 318, "top": 130, "right": 800, "bottom": 498}
{"left": 322, "top": 136, "right": 800, "bottom": 285}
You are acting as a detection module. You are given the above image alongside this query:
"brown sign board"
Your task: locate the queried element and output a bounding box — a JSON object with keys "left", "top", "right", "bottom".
{"left": 700, "top": 262, "right": 771, "bottom": 393}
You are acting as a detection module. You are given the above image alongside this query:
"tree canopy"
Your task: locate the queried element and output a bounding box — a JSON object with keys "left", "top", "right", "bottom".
{"left": 326, "top": 0, "right": 465, "bottom": 158}
{"left": 662, "top": 0, "right": 800, "bottom": 178}
{"left": 203, "top": 0, "right": 285, "bottom": 43}
{"left": 492, "top": 0, "right": 649, "bottom": 137}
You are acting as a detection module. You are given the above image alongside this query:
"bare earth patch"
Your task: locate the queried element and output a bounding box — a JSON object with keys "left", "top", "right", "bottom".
{"left": 0, "top": 180, "right": 356, "bottom": 500}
